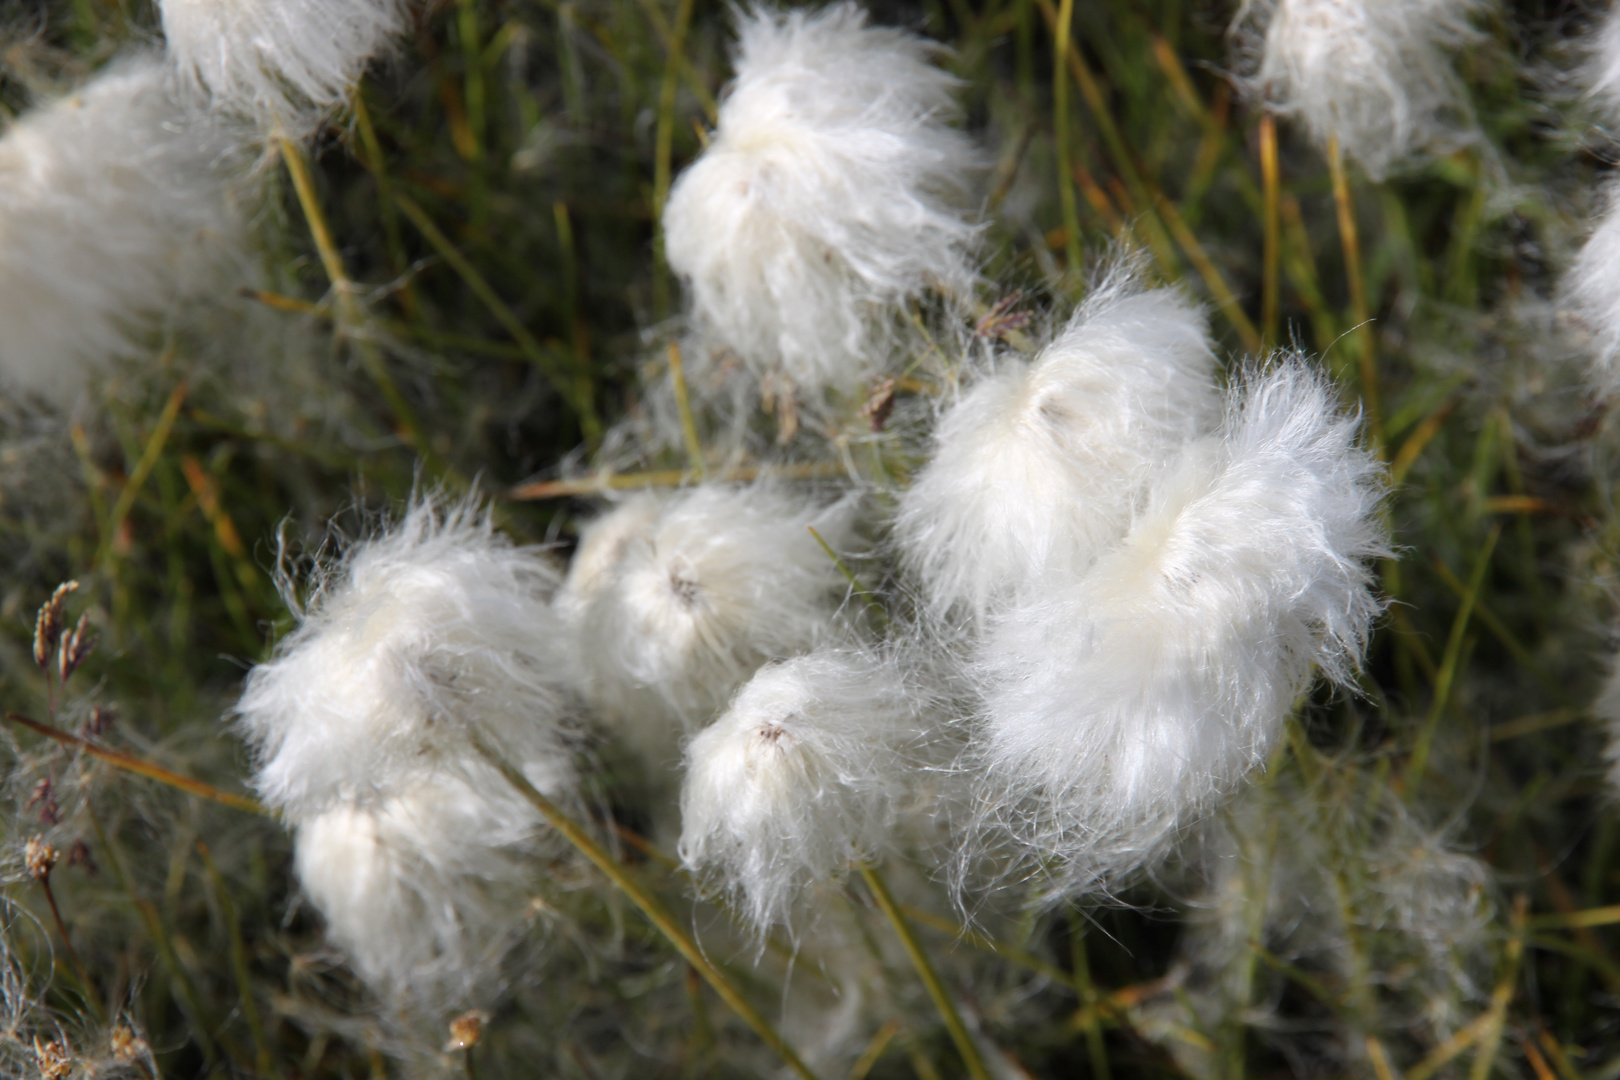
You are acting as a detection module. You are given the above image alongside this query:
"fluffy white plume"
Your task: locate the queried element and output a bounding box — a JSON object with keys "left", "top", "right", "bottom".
{"left": 1232, "top": 0, "right": 1487, "bottom": 179}
{"left": 0, "top": 53, "right": 246, "bottom": 405}
{"left": 561, "top": 485, "right": 858, "bottom": 742}
{"left": 679, "top": 649, "right": 916, "bottom": 930}
{"left": 662, "top": 2, "right": 980, "bottom": 396}
{"left": 1562, "top": 182, "right": 1620, "bottom": 392}
{"left": 895, "top": 272, "right": 1220, "bottom": 626}
{"left": 294, "top": 762, "right": 570, "bottom": 1004}
{"left": 968, "top": 359, "right": 1388, "bottom": 896}
{"left": 236, "top": 497, "right": 574, "bottom": 820}
{"left": 1586, "top": 5, "right": 1620, "bottom": 126}
{"left": 161, "top": 0, "right": 408, "bottom": 137}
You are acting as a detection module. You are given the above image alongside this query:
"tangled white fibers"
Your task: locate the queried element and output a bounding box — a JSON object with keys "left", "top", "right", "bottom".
{"left": 662, "top": 2, "right": 981, "bottom": 397}
{"left": 0, "top": 53, "right": 246, "bottom": 405}
{"left": 895, "top": 266, "right": 1220, "bottom": 627}
{"left": 160, "top": 0, "right": 409, "bottom": 137}
{"left": 235, "top": 496, "right": 575, "bottom": 820}
{"left": 1232, "top": 0, "right": 1489, "bottom": 179}
{"left": 679, "top": 649, "right": 918, "bottom": 931}
{"left": 1562, "top": 181, "right": 1620, "bottom": 391}
{"left": 560, "top": 485, "right": 859, "bottom": 745}
{"left": 966, "top": 358, "right": 1389, "bottom": 898}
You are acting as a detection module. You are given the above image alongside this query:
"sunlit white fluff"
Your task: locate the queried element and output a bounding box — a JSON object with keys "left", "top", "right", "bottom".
{"left": 236, "top": 497, "right": 574, "bottom": 820}
{"left": 1232, "top": 0, "right": 1487, "bottom": 179}
{"left": 1585, "top": 5, "right": 1620, "bottom": 126}
{"left": 895, "top": 271, "right": 1220, "bottom": 627}
{"left": 679, "top": 649, "right": 916, "bottom": 931}
{"left": 662, "top": 2, "right": 980, "bottom": 396}
{"left": 295, "top": 762, "right": 570, "bottom": 1004}
{"left": 1562, "top": 182, "right": 1620, "bottom": 392}
{"left": 160, "top": 0, "right": 408, "bottom": 137}
{"left": 0, "top": 53, "right": 245, "bottom": 405}
{"left": 562, "top": 485, "right": 858, "bottom": 742}
{"left": 968, "top": 359, "right": 1388, "bottom": 897}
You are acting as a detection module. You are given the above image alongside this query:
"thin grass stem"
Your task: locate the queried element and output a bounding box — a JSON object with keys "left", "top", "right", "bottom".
{"left": 1327, "top": 135, "right": 1384, "bottom": 453}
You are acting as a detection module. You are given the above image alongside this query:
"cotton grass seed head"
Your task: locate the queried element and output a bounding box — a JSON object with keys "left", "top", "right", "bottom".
{"left": 236, "top": 496, "right": 574, "bottom": 819}
{"left": 0, "top": 53, "right": 246, "bottom": 405}
{"left": 679, "top": 648, "right": 917, "bottom": 932}
{"left": 1562, "top": 180, "right": 1620, "bottom": 393}
{"left": 662, "top": 1, "right": 981, "bottom": 397}
{"left": 562, "top": 485, "right": 859, "bottom": 737}
{"left": 967, "top": 358, "right": 1388, "bottom": 898}
{"left": 895, "top": 268, "right": 1220, "bottom": 627}
{"left": 160, "top": 0, "right": 409, "bottom": 138}
{"left": 294, "top": 763, "right": 571, "bottom": 1005}
{"left": 1232, "top": 0, "right": 1488, "bottom": 179}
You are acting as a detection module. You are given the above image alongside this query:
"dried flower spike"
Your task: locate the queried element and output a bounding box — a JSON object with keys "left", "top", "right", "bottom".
{"left": 445, "top": 1009, "right": 489, "bottom": 1052}
{"left": 33, "top": 582, "right": 78, "bottom": 672}
{"left": 58, "top": 612, "right": 96, "bottom": 684}
{"left": 33, "top": 1038, "right": 71, "bottom": 1080}
{"left": 25, "top": 836, "right": 58, "bottom": 881}
{"left": 110, "top": 1025, "right": 148, "bottom": 1064}
{"left": 27, "top": 779, "right": 59, "bottom": 826}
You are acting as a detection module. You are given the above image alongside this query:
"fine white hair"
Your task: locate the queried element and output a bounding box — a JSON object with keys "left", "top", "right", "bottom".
{"left": 160, "top": 0, "right": 409, "bottom": 138}
{"left": 0, "top": 53, "right": 246, "bottom": 406}
{"left": 678, "top": 649, "right": 917, "bottom": 932}
{"left": 561, "top": 485, "right": 859, "bottom": 742}
{"left": 294, "top": 761, "right": 570, "bottom": 1005}
{"left": 236, "top": 496, "right": 575, "bottom": 820}
{"left": 1586, "top": 4, "right": 1620, "bottom": 127}
{"left": 1562, "top": 181, "right": 1620, "bottom": 393}
{"left": 1232, "top": 0, "right": 1488, "bottom": 179}
{"left": 662, "top": 2, "right": 981, "bottom": 397}
{"left": 894, "top": 270, "right": 1220, "bottom": 627}
{"left": 967, "top": 358, "right": 1389, "bottom": 898}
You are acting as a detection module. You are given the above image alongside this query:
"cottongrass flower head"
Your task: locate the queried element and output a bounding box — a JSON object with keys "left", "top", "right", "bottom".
{"left": 662, "top": 1, "right": 981, "bottom": 398}
{"left": 160, "top": 0, "right": 409, "bottom": 138}
{"left": 1561, "top": 180, "right": 1620, "bottom": 392}
{"left": 236, "top": 495, "right": 575, "bottom": 818}
{"left": 965, "top": 358, "right": 1389, "bottom": 899}
{"left": 0, "top": 52, "right": 246, "bottom": 405}
{"left": 1231, "top": 0, "right": 1489, "bottom": 179}
{"left": 895, "top": 267, "right": 1220, "bottom": 627}
{"left": 294, "top": 764, "right": 573, "bottom": 1006}
{"left": 561, "top": 485, "right": 859, "bottom": 741}
{"left": 1584, "top": 3, "right": 1620, "bottom": 128}
{"left": 236, "top": 495, "right": 579, "bottom": 1003}
{"left": 679, "top": 648, "right": 918, "bottom": 932}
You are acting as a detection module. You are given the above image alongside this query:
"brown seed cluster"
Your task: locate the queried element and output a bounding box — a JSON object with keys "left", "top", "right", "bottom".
{"left": 33, "top": 1037, "right": 70, "bottom": 1080}
{"left": 443, "top": 1009, "right": 489, "bottom": 1052}
{"left": 24, "top": 836, "right": 58, "bottom": 881}
{"left": 109, "top": 1025, "right": 147, "bottom": 1064}
{"left": 31, "top": 582, "right": 78, "bottom": 672}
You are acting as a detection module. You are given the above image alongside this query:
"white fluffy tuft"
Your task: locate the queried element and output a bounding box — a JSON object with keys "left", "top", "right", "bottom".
{"left": 0, "top": 53, "right": 246, "bottom": 405}
{"left": 1232, "top": 0, "right": 1487, "bottom": 179}
{"left": 293, "top": 763, "right": 567, "bottom": 1004}
{"left": 678, "top": 649, "right": 916, "bottom": 931}
{"left": 662, "top": 2, "right": 981, "bottom": 396}
{"left": 1562, "top": 181, "right": 1620, "bottom": 392}
{"left": 160, "top": 0, "right": 408, "bottom": 137}
{"left": 1586, "top": 5, "right": 1620, "bottom": 126}
{"left": 236, "top": 497, "right": 574, "bottom": 820}
{"left": 561, "top": 485, "right": 858, "bottom": 741}
{"left": 968, "top": 359, "right": 1389, "bottom": 897}
{"left": 895, "top": 271, "right": 1220, "bottom": 627}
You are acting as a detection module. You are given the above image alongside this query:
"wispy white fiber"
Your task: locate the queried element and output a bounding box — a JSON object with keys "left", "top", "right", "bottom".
{"left": 679, "top": 649, "right": 916, "bottom": 931}
{"left": 1562, "top": 182, "right": 1620, "bottom": 392}
{"left": 294, "top": 763, "right": 568, "bottom": 1003}
{"left": 0, "top": 53, "right": 245, "bottom": 405}
{"left": 160, "top": 0, "right": 408, "bottom": 137}
{"left": 561, "top": 485, "right": 858, "bottom": 739}
{"left": 968, "top": 359, "right": 1388, "bottom": 897}
{"left": 662, "top": 2, "right": 981, "bottom": 396}
{"left": 895, "top": 269, "right": 1220, "bottom": 627}
{"left": 1585, "top": 5, "right": 1620, "bottom": 126}
{"left": 236, "top": 496, "right": 574, "bottom": 820}
{"left": 1232, "top": 0, "right": 1488, "bottom": 179}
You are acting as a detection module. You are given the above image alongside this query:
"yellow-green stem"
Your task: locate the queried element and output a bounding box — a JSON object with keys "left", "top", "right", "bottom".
{"left": 1051, "top": 0, "right": 1083, "bottom": 278}
{"left": 1259, "top": 114, "right": 1280, "bottom": 350}
{"left": 859, "top": 866, "right": 992, "bottom": 1080}
{"left": 470, "top": 734, "right": 819, "bottom": 1080}
{"left": 652, "top": 0, "right": 697, "bottom": 318}
{"left": 1327, "top": 135, "right": 1384, "bottom": 454}
{"left": 666, "top": 341, "right": 705, "bottom": 477}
